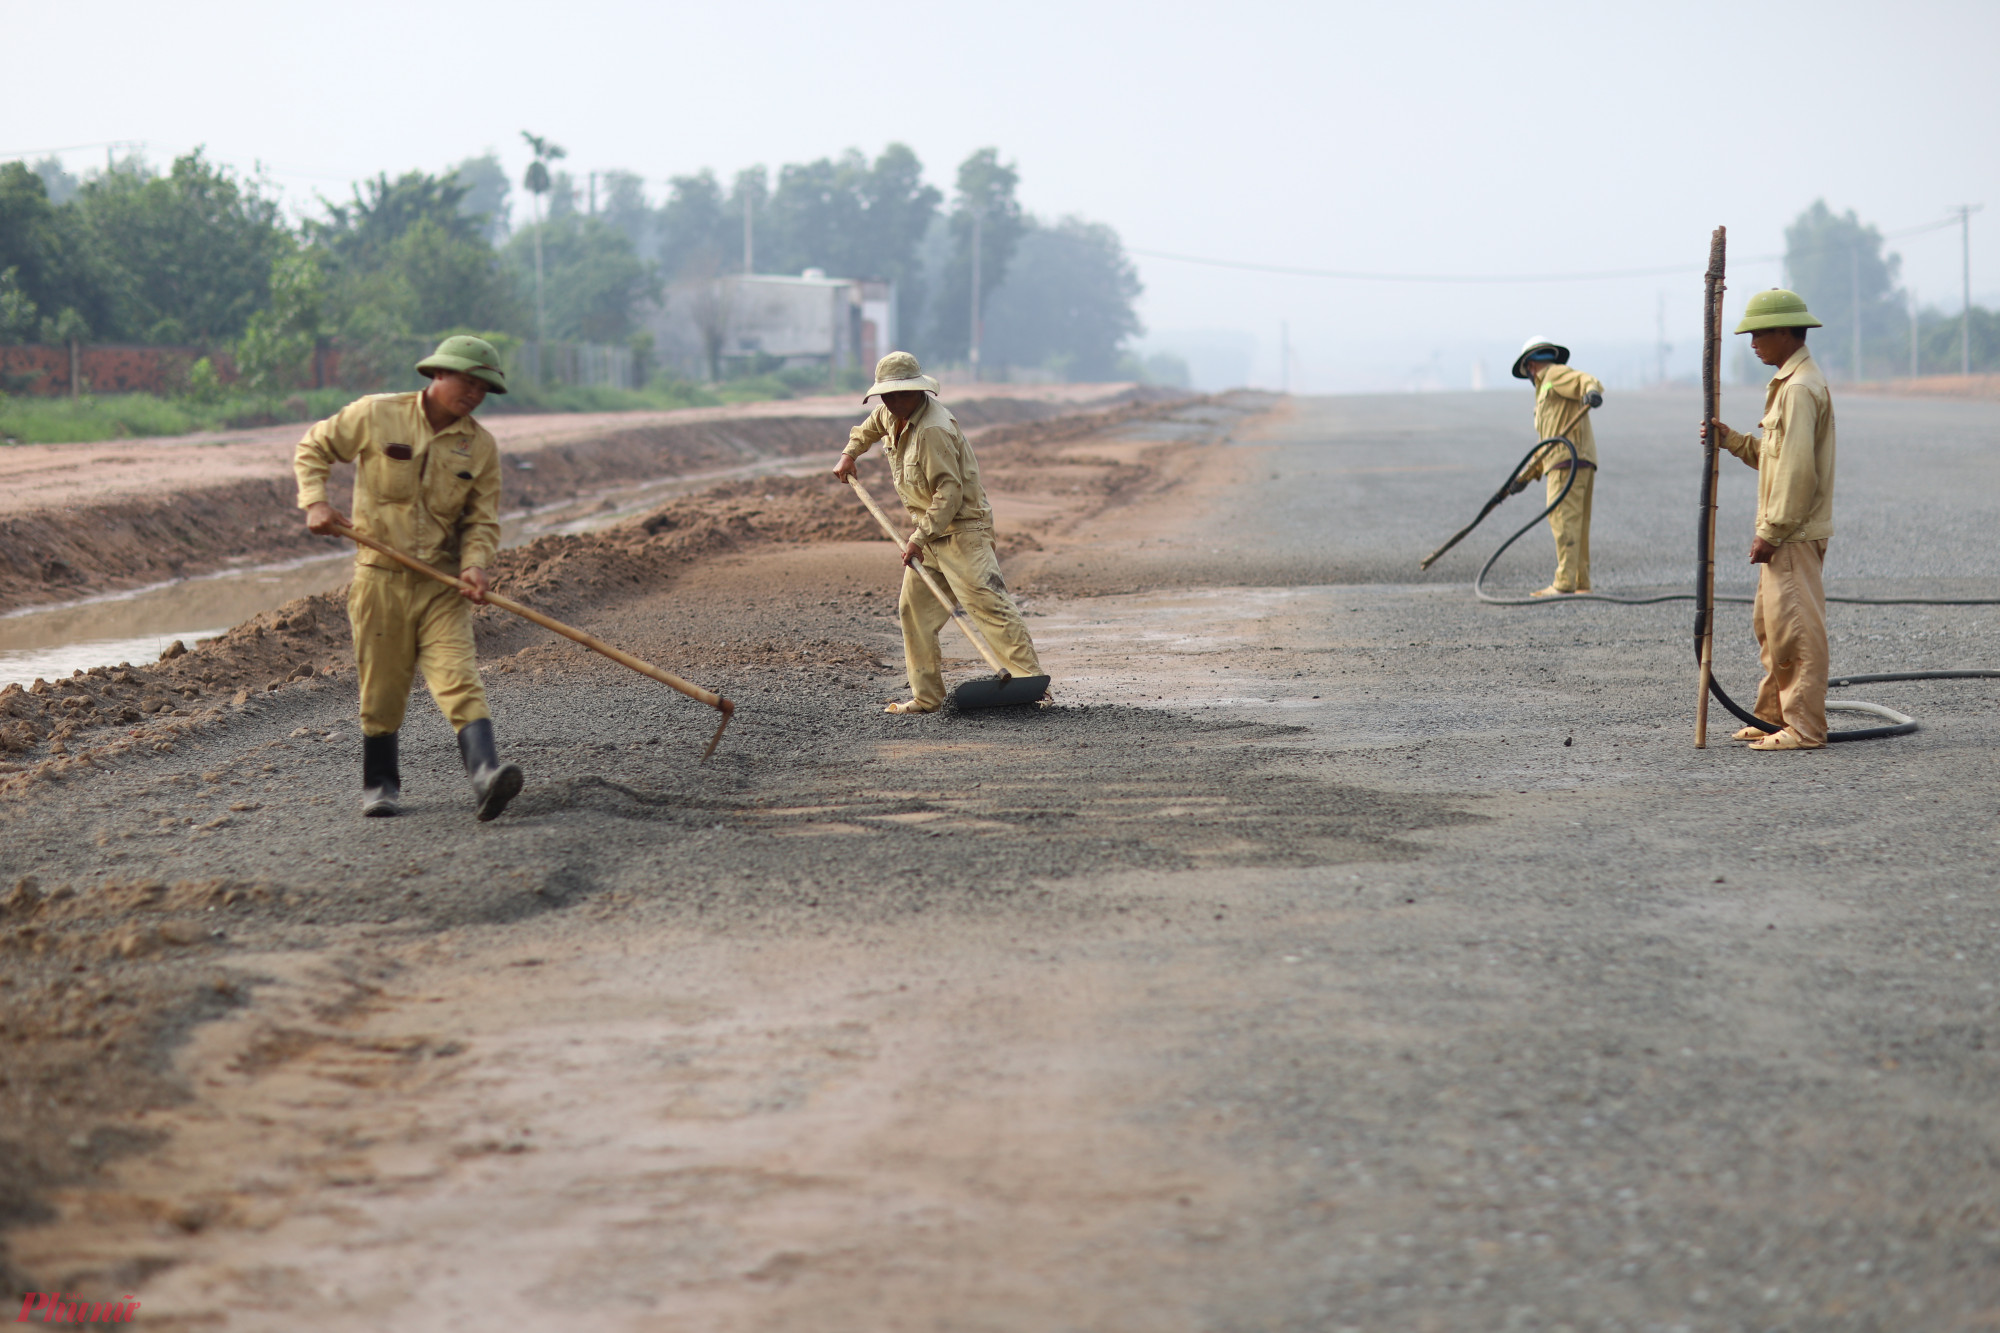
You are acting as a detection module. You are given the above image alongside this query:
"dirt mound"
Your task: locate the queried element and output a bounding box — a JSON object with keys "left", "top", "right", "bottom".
{"left": 0, "top": 476, "right": 885, "bottom": 793}
{"left": 0, "top": 391, "right": 1154, "bottom": 617}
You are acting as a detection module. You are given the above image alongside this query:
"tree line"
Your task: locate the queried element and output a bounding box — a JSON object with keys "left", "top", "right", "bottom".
{"left": 0, "top": 140, "right": 1149, "bottom": 393}
{"left": 1781, "top": 200, "right": 1996, "bottom": 379}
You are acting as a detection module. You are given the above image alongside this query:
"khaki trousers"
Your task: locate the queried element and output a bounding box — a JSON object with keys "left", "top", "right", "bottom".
{"left": 1751, "top": 538, "right": 1829, "bottom": 745}
{"left": 899, "top": 529, "right": 1043, "bottom": 709}
{"left": 1544, "top": 465, "right": 1594, "bottom": 593}
{"left": 348, "top": 565, "right": 490, "bottom": 737}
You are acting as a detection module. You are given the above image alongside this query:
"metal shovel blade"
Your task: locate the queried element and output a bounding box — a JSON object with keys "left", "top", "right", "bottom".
{"left": 948, "top": 673, "right": 1051, "bottom": 710}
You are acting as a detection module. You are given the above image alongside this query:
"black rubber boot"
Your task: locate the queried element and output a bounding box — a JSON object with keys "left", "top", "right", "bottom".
{"left": 456, "top": 717, "right": 523, "bottom": 822}
{"left": 361, "top": 731, "right": 401, "bottom": 818}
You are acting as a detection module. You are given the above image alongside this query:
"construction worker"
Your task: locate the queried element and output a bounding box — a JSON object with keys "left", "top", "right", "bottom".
{"left": 1509, "top": 337, "right": 1605, "bottom": 596}
{"left": 1710, "top": 289, "right": 1835, "bottom": 752}
{"left": 832, "top": 351, "right": 1044, "bottom": 714}
{"left": 296, "top": 335, "right": 524, "bottom": 817}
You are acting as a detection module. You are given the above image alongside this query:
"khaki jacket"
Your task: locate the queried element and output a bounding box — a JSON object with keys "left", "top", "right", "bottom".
{"left": 1721, "top": 346, "right": 1835, "bottom": 545}
{"left": 1520, "top": 364, "right": 1604, "bottom": 480}
{"left": 294, "top": 392, "right": 502, "bottom": 574}
{"left": 843, "top": 396, "right": 994, "bottom": 541}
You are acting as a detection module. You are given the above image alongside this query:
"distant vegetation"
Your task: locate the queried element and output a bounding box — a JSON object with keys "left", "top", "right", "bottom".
{"left": 1781, "top": 200, "right": 1996, "bottom": 380}
{"left": 0, "top": 141, "right": 1157, "bottom": 442}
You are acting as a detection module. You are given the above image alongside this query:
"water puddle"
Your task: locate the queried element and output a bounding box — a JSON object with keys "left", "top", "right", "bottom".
{"left": 0, "top": 453, "right": 825, "bottom": 688}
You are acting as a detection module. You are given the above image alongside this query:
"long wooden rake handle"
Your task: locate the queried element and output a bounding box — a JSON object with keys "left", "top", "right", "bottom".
{"left": 844, "top": 475, "right": 1012, "bottom": 680}
{"left": 331, "top": 520, "right": 735, "bottom": 759}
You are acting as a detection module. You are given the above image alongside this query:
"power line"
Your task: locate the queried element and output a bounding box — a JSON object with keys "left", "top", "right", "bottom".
{"left": 1125, "top": 213, "right": 1976, "bottom": 286}
{"left": 1125, "top": 246, "right": 1782, "bottom": 284}
{"left": 0, "top": 138, "right": 145, "bottom": 159}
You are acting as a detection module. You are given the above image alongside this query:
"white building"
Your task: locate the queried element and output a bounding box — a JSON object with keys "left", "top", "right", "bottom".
{"left": 648, "top": 271, "right": 896, "bottom": 382}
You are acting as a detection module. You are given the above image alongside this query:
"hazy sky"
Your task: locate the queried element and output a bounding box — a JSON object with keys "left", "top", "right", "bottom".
{"left": 7, "top": 0, "right": 1995, "bottom": 391}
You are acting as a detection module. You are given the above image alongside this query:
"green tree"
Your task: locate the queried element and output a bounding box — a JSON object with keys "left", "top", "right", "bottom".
{"left": 598, "top": 169, "right": 654, "bottom": 258}
{"left": 307, "top": 168, "right": 521, "bottom": 384}
{"left": 929, "top": 148, "right": 1025, "bottom": 364}
{"left": 68, "top": 150, "right": 286, "bottom": 343}
{"left": 658, "top": 169, "right": 733, "bottom": 279}
{"left": 0, "top": 161, "right": 101, "bottom": 342}
{"left": 311, "top": 169, "right": 491, "bottom": 267}
{"left": 235, "top": 246, "right": 328, "bottom": 391}
{"left": 981, "top": 216, "right": 1142, "bottom": 381}
{"left": 1782, "top": 200, "right": 1902, "bottom": 381}
{"left": 30, "top": 157, "right": 80, "bottom": 207}
{"left": 505, "top": 215, "right": 660, "bottom": 342}
{"left": 450, "top": 152, "right": 513, "bottom": 245}
{"left": 759, "top": 143, "right": 940, "bottom": 344}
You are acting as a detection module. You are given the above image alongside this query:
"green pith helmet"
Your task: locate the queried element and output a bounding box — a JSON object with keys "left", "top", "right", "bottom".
{"left": 1735, "top": 288, "right": 1823, "bottom": 334}
{"left": 416, "top": 335, "right": 508, "bottom": 393}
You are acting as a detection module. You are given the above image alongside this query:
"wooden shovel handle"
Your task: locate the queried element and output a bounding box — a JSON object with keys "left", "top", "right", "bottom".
{"left": 844, "top": 475, "right": 1011, "bottom": 679}
{"left": 330, "top": 521, "right": 735, "bottom": 751}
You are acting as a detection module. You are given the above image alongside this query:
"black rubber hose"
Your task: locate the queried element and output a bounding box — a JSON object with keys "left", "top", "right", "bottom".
{"left": 1439, "top": 440, "right": 2000, "bottom": 742}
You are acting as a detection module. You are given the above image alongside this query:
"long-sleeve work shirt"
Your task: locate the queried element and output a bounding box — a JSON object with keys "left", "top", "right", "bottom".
{"left": 1721, "top": 346, "right": 1836, "bottom": 546}
{"left": 843, "top": 396, "right": 994, "bottom": 542}
{"left": 1520, "top": 364, "right": 1605, "bottom": 480}
{"left": 294, "top": 391, "right": 502, "bottom": 574}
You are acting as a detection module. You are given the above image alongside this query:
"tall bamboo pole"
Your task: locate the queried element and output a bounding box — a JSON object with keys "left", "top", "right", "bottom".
{"left": 1695, "top": 226, "right": 1727, "bottom": 747}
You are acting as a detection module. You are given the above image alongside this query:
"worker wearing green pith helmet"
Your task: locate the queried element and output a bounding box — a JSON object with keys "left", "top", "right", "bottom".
{"left": 295, "top": 335, "right": 524, "bottom": 819}
{"left": 834, "top": 352, "right": 1045, "bottom": 714}
{"left": 1509, "top": 338, "right": 1605, "bottom": 597}
{"left": 1709, "top": 289, "right": 1836, "bottom": 752}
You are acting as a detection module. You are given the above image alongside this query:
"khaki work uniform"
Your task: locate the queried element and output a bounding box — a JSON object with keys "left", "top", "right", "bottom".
{"left": 1517, "top": 364, "right": 1604, "bottom": 593}
{"left": 845, "top": 398, "right": 1042, "bottom": 708}
{"left": 1721, "top": 346, "right": 1836, "bottom": 745}
{"left": 295, "top": 392, "right": 502, "bottom": 737}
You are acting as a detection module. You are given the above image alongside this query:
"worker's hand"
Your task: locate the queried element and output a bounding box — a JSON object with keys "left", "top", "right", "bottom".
{"left": 900, "top": 535, "right": 924, "bottom": 566}
{"left": 1507, "top": 475, "right": 1531, "bottom": 496}
{"left": 1585, "top": 391, "right": 1604, "bottom": 409}
{"left": 833, "top": 453, "right": 858, "bottom": 482}
{"left": 458, "top": 566, "right": 490, "bottom": 603}
{"left": 1706, "top": 418, "right": 1730, "bottom": 446}
{"left": 1748, "top": 537, "right": 1778, "bottom": 565}
{"left": 304, "top": 501, "right": 349, "bottom": 535}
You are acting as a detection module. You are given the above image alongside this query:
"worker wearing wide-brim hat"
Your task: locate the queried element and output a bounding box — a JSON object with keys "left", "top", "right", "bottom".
{"left": 295, "top": 335, "right": 524, "bottom": 817}
{"left": 1508, "top": 337, "right": 1606, "bottom": 597}
{"left": 1710, "top": 289, "right": 1836, "bottom": 751}
{"left": 832, "top": 351, "right": 1045, "bottom": 713}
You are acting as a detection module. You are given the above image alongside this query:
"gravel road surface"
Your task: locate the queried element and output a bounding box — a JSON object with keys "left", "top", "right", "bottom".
{"left": 5, "top": 388, "right": 1999, "bottom": 1331}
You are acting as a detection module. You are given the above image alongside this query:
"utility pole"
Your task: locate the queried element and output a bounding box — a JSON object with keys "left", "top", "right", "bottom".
{"left": 968, "top": 207, "right": 983, "bottom": 383}
{"left": 588, "top": 171, "right": 597, "bottom": 217}
{"left": 1910, "top": 285, "right": 1919, "bottom": 379}
{"left": 520, "top": 132, "right": 565, "bottom": 385}
{"left": 1851, "top": 242, "right": 1862, "bottom": 383}
{"left": 1955, "top": 204, "right": 1984, "bottom": 375}
{"left": 1656, "top": 292, "right": 1669, "bottom": 384}
{"left": 743, "top": 188, "right": 753, "bottom": 275}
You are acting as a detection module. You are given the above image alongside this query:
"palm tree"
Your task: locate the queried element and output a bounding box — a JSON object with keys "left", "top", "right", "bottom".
{"left": 520, "top": 131, "right": 567, "bottom": 378}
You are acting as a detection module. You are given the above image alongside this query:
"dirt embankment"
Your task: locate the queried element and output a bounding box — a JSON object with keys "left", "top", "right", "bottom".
{"left": 0, "top": 391, "right": 1157, "bottom": 617}
{"left": 0, "top": 395, "right": 1207, "bottom": 795}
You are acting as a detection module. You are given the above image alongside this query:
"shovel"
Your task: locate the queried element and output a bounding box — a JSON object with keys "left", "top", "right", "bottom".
{"left": 331, "top": 519, "right": 735, "bottom": 759}
{"left": 844, "top": 475, "right": 1051, "bottom": 709}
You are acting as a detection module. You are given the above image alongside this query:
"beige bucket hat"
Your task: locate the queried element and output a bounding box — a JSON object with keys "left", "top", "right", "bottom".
{"left": 864, "top": 350, "right": 941, "bottom": 400}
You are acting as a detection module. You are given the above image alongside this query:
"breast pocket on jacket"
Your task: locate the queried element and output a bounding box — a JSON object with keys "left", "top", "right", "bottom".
{"left": 364, "top": 444, "right": 420, "bottom": 504}
{"left": 425, "top": 459, "right": 475, "bottom": 525}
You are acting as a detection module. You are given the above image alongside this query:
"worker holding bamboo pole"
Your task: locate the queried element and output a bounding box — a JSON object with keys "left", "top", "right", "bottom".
{"left": 833, "top": 352, "right": 1046, "bottom": 714}
{"left": 1709, "top": 290, "right": 1837, "bottom": 751}
{"left": 294, "top": 335, "right": 524, "bottom": 819}
{"left": 1509, "top": 337, "right": 1606, "bottom": 597}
